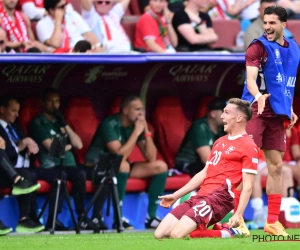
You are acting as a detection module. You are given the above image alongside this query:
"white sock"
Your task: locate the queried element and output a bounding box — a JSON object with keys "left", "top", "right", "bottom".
{"left": 220, "top": 230, "right": 231, "bottom": 238}
{"left": 250, "top": 198, "right": 263, "bottom": 211}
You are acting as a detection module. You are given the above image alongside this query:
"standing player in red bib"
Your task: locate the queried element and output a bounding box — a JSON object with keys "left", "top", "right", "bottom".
{"left": 154, "top": 98, "right": 259, "bottom": 239}
{"left": 241, "top": 5, "right": 300, "bottom": 236}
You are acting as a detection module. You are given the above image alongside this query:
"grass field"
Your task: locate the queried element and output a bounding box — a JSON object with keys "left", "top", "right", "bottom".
{"left": 1, "top": 229, "right": 300, "bottom": 250}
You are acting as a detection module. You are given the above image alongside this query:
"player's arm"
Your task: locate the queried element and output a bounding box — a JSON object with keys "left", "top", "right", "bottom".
{"left": 137, "top": 138, "right": 157, "bottom": 162}
{"left": 196, "top": 146, "right": 211, "bottom": 165}
{"left": 231, "top": 172, "right": 255, "bottom": 226}
{"left": 136, "top": 117, "right": 157, "bottom": 162}
{"left": 159, "top": 164, "right": 209, "bottom": 208}
{"left": 106, "top": 136, "right": 138, "bottom": 161}
{"left": 246, "top": 66, "right": 260, "bottom": 98}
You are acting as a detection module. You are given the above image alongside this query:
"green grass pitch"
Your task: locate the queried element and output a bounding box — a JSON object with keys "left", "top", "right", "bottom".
{"left": 1, "top": 229, "right": 300, "bottom": 250}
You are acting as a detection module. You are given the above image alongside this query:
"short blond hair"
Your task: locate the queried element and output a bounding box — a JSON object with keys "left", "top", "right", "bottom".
{"left": 228, "top": 98, "right": 252, "bottom": 121}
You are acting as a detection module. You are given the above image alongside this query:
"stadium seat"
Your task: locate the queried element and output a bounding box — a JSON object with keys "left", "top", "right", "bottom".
{"left": 152, "top": 97, "right": 191, "bottom": 168}
{"left": 286, "top": 20, "right": 300, "bottom": 45}
{"left": 129, "top": 0, "right": 142, "bottom": 15}
{"left": 64, "top": 97, "right": 100, "bottom": 165}
{"left": 69, "top": 0, "right": 81, "bottom": 14}
{"left": 194, "top": 96, "right": 215, "bottom": 119}
{"left": 121, "top": 16, "right": 139, "bottom": 45}
{"left": 18, "top": 98, "right": 42, "bottom": 134}
{"left": 0, "top": 187, "right": 11, "bottom": 196}
{"left": 210, "top": 19, "right": 241, "bottom": 51}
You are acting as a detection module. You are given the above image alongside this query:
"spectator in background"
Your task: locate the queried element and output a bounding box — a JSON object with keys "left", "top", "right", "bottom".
{"left": 172, "top": 0, "right": 218, "bottom": 52}
{"left": 135, "top": 0, "right": 177, "bottom": 53}
{"left": 72, "top": 40, "right": 92, "bottom": 52}
{"left": 0, "top": 96, "right": 44, "bottom": 233}
{"left": 277, "top": 0, "right": 300, "bottom": 19}
{"left": 0, "top": 0, "right": 52, "bottom": 52}
{"left": 17, "top": 0, "right": 48, "bottom": 20}
{"left": 86, "top": 95, "right": 168, "bottom": 229}
{"left": 26, "top": 47, "right": 42, "bottom": 52}
{"left": 209, "top": 0, "right": 260, "bottom": 21}
{"left": 81, "top": 0, "right": 131, "bottom": 53}
{"left": 175, "top": 97, "right": 226, "bottom": 176}
{"left": 0, "top": 27, "right": 15, "bottom": 53}
{"left": 36, "top": 0, "right": 101, "bottom": 52}
{"left": 244, "top": 0, "right": 293, "bottom": 50}
{"left": 139, "top": 0, "right": 187, "bottom": 13}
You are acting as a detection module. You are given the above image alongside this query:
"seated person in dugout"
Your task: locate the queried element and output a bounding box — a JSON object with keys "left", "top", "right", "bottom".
{"left": 0, "top": 136, "right": 41, "bottom": 236}
{"left": 175, "top": 97, "right": 227, "bottom": 176}
{"left": 0, "top": 96, "right": 44, "bottom": 233}
{"left": 154, "top": 98, "right": 258, "bottom": 239}
{"left": 29, "top": 87, "right": 99, "bottom": 231}
{"left": 86, "top": 95, "right": 168, "bottom": 229}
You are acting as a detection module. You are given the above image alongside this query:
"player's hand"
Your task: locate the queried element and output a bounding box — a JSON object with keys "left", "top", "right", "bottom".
{"left": 0, "top": 136, "right": 6, "bottom": 149}
{"left": 53, "top": 109, "right": 68, "bottom": 127}
{"left": 134, "top": 117, "right": 145, "bottom": 135}
{"left": 65, "top": 144, "right": 72, "bottom": 151}
{"left": 228, "top": 214, "right": 240, "bottom": 228}
{"left": 288, "top": 112, "right": 298, "bottom": 130}
{"left": 158, "top": 194, "right": 177, "bottom": 208}
{"left": 24, "top": 138, "right": 39, "bottom": 155}
{"left": 54, "top": 8, "right": 64, "bottom": 23}
{"left": 257, "top": 93, "right": 271, "bottom": 115}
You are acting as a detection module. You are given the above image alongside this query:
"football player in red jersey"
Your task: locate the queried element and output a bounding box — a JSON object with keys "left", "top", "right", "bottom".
{"left": 154, "top": 98, "right": 259, "bottom": 239}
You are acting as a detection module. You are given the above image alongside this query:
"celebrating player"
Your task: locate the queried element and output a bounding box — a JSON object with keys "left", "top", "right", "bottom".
{"left": 154, "top": 98, "right": 259, "bottom": 239}
{"left": 242, "top": 5, "right": 300, "bottom": 236}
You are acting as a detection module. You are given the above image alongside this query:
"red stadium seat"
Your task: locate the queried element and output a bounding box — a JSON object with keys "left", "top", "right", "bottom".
{"left": 165, "top": 174, "right": 191, "bottom": 191}
{"left": 108, "top": 96, "right": 123, "bottom": 115}
{"left": 0, "top": 187, "right": 11, "bottom": 196}
{"left": 18, "top": 98, "right": 42, "bottom": 134}
{"left": 121, "top": 16, "right": 139, "bottom": 45}
{"left": 194, "top": 96, "right": 215, "bottom": 119}
{"left": 64, "top": 97, "right": 100, "bottom": 165}
{"left": 210, "top": 20, "right": 241, "bottom": 51}
{"left": 69, "top": 0, "right": 81, "bottom": 14}
{"left": 287, "top": 20, "right": 300, "bottom": 45}
{"left": 152, "top": 97, "right": 191, "bottom": 168}
{"left": 129, "top": 0, "right": 142, "bottom": 15}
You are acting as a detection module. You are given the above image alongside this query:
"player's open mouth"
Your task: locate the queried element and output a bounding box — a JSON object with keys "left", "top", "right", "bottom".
{"left": 265, "top": 30, "right": 275, "bottom": 39}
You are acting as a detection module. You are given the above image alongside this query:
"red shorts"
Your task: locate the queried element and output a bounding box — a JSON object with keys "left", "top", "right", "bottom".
{"left": 246, "top": 108, "right": 285, "bottom": 151}
{"left": 170, "top": 190, "right": 234, "bottom": 229}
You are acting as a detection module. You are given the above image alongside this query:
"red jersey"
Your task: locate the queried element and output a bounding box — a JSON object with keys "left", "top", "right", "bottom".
{"left": 134, "top": 12, "right": 167, "bottom": 52}
{"left": 245, "top": 39, "right": 289, "bottom": 118}
{"left": 198, "top": 134, "right": 259, "bottom": 196}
